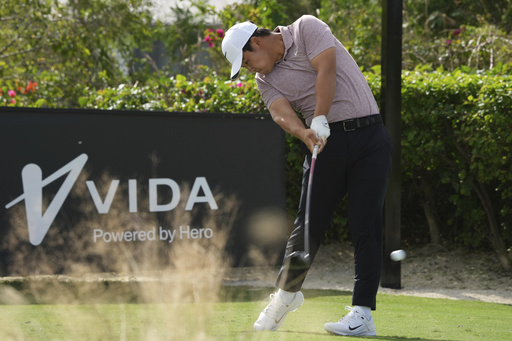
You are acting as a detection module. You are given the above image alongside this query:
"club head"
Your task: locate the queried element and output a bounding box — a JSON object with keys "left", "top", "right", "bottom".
{"left": 287, "top": 251, "right": 312, "bottom": 270}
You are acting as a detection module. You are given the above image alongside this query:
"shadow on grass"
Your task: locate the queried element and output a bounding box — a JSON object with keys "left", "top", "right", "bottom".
{"left": 219, "top": 286, "right": 352, "bottom": 302}
{"left": 303, "top": 288, "right": 352, "bottom": 299}
{"left": 240, "top": 330, "right": 457, "bottom": 341}
{"left": 375, "top": 335, "right": 457, "bottom": 340}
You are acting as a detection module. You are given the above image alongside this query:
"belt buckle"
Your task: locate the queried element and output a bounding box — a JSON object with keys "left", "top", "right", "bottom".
{"left": 343, "top": 119, "right": 356, "bottom": 132}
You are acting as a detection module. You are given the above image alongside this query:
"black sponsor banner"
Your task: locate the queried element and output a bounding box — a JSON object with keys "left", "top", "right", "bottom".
{"left": 0, "top": 107, "right": 287, "bottom": 275}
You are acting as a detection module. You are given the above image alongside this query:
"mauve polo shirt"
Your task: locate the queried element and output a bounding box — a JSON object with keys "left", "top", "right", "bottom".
{"left": 255, "top": 15, "right": 379, "bottom": 126}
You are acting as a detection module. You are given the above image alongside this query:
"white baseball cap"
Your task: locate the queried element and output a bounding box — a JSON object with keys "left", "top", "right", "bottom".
{"left": 222, "top": 21, "right": 258, "bottom": 80}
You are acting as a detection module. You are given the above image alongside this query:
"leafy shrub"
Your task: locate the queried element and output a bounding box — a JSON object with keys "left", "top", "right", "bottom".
{"left": 78, "top": 72, "right": 266, "bottom": 114}
{"left": 400, "top": 70, "right": 512, "bottom": 269}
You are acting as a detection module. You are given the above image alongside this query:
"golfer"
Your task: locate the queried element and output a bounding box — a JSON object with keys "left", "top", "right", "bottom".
{"left": 222, "top": 15, "right": 392, "bottom": 337}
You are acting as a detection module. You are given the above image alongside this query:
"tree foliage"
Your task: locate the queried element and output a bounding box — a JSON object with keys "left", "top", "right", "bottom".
{"left": 1, "top": 0, "right": 168, "bottom": 106}
{"left": 3, "top": 0, "right": 511, "bottom": 106}
{"left": 202, "top": 0, "right": 512, "bottom": 78}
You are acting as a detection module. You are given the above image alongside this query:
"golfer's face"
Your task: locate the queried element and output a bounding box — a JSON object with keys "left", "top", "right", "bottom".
{"left": 242, "top": 45, "right": 274, "bottom": 75}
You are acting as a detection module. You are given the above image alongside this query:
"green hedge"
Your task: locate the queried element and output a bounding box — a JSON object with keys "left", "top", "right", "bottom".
{"left": 398, "top": 70, "right": 512, "bottom": 269}
{"left": 7, "top": 70, "right": 512, "bottom": 260}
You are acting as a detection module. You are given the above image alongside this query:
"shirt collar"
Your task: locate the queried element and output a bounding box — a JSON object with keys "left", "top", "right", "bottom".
{"left": 274, "top": 25, "right": 293, "bottom": 63}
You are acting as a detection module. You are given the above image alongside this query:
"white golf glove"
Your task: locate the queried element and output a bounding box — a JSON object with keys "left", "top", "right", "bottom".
{"left": 310, "top": 115, "right": 330, "bottom": 142}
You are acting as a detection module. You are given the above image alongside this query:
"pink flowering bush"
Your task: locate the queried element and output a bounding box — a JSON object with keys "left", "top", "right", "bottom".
{"left": 0, "top": 80, "right": 39, "bottom": 106}
{"left": 200, "top": 27, "right": 231, "bottom": 75}
{"left": 203, "top": 28, "right": 225, "bottom": 48}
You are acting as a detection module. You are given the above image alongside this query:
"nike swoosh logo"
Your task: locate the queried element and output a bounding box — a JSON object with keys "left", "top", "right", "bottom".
{"left": 274, "top": 314, "right": 286, "bottom": 325}
{"left": 349, "top": 325, "right": 362, "bottom": 331}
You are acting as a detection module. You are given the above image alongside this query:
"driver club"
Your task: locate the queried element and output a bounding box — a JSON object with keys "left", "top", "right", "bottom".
{"left": 287, "top": 144, "right": 319, "bottom": 270}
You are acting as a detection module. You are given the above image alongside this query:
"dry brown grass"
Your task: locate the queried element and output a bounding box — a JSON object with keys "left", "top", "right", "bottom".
{"left": 0, "top": 172, "right": 270, "bottom": 340}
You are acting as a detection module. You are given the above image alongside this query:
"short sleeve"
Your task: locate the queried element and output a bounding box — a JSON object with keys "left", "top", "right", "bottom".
{"left": 256, "top": 75, "right": 284, "bottom": 109}
{"left": 298, "top": 15, "right": 336, "bottom": 61}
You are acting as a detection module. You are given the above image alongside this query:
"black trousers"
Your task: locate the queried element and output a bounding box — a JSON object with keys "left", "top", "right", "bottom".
{"left": 276, "top": 122, "right": 392, "bottom": 310}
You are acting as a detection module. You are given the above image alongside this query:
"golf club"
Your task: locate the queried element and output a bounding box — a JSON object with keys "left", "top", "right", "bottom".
{"left": 288, "top": 144, "right": 319, "bottom": 270}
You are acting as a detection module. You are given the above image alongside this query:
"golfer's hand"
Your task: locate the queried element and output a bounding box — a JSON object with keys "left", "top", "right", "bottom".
{"left": 310, "top": 115, "right": 330, "bottom": 142}
{"left": 302, "top": 129, "right": 325, "bottom": 154}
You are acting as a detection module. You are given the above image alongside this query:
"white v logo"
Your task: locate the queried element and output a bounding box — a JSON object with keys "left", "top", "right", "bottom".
{"left": 5, "top": 154, "right": 88, "bottom": 246}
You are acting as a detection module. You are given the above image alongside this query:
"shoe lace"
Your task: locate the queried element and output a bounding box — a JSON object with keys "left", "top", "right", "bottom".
{"left": 263, "top": 293, "right": 284, "bottom": 318}
{"left": 339, "top": 306, "right": 361, "bottom": 323}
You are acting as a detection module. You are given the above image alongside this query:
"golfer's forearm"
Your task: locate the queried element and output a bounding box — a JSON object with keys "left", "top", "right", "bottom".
{"left": 269, "top": 98, "right": 307, "bottom": 139}
{"left": 272, "top": 112, "right": 307, "bottom": 138}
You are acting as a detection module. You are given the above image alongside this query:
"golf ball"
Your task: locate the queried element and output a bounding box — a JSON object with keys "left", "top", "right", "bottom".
{"left": 390, "top": 249, "right": 406, "bottom": 261}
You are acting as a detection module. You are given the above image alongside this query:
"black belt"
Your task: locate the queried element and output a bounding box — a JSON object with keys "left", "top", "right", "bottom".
{"left": 329, "top": 114, "right": 382, "bottom": 132}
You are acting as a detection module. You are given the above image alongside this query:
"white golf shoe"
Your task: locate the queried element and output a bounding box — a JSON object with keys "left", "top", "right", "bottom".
{"left": 324, "top": 306, "right": 377, "bottom": 336}
{"left": 253, "top": 291, "right": 304, "bottom": 331}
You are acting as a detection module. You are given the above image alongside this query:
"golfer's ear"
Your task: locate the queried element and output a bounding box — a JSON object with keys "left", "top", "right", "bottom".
{"left": 250, "top": 36, "right": 261, "bottom": 47}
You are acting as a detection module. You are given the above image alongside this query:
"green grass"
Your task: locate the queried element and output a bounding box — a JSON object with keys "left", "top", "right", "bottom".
{"left": 0, "top": 287, "right": 510, "bottom": 340}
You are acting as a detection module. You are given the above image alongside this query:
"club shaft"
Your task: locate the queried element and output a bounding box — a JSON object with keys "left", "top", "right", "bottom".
{"left": 304, "top": 145, "right": 318, "bottom": 255}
